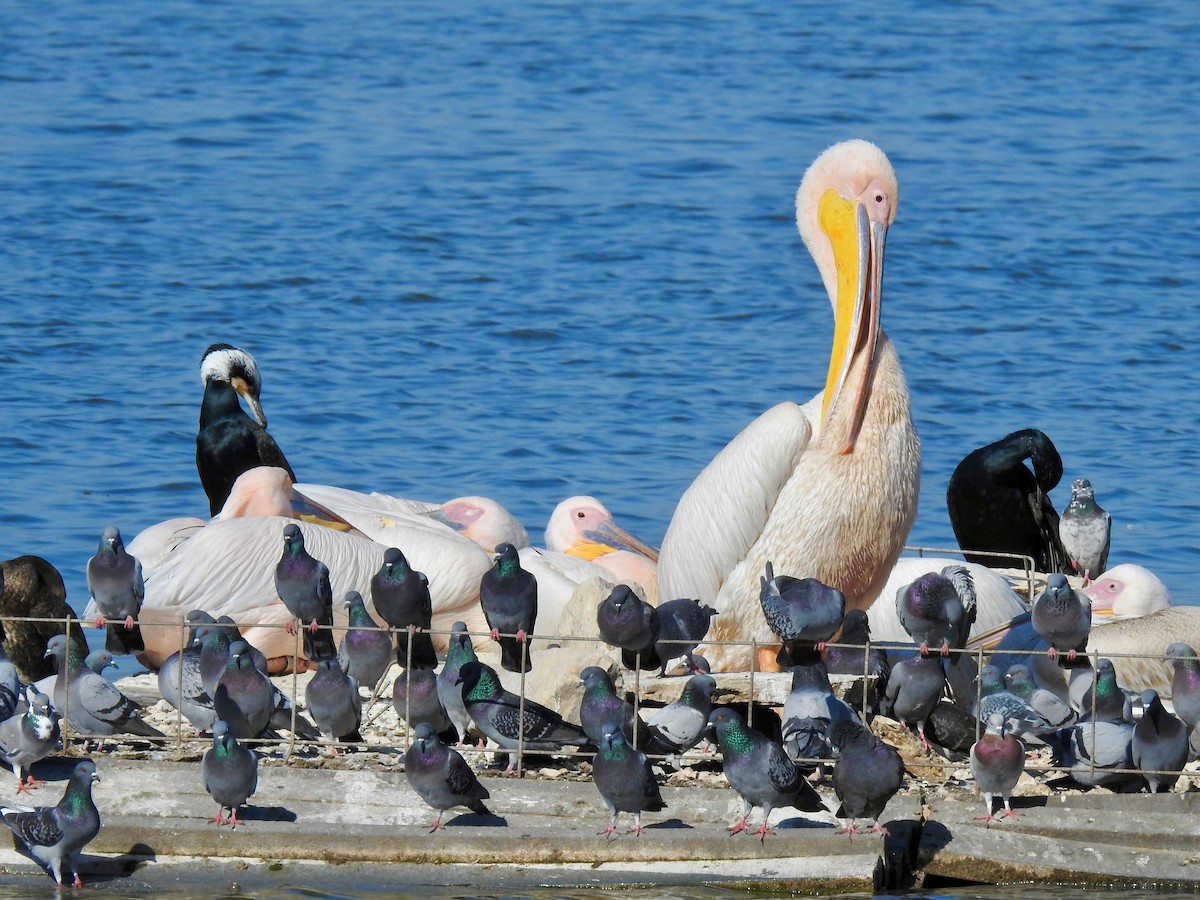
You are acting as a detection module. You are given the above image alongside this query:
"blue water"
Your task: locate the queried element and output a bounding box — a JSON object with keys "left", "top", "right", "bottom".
{"left": 1, "top": 0, "right": 1198, "bottom": 629}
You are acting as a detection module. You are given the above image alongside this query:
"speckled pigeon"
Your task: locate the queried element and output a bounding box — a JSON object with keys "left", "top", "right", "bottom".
{"left": 707, "top": 707, "right": 825, "bottom": 841}
{"left": 1031, "top": 573, "right": 1091, "bottom": 663}
{"left": 85, "top": 525, "right": 145, "bottom": 655}
{"left": 596, "top": 585, "right": 660, "bottom": 671}
{"left": 370, "top": 547, "right": 437, "bottom": 669}
{"left": 404, "top": 722, "right": 492, "bottom": 831}
{"left": 394, "top": 666, "right": 459, "bottom": 746}
{"left": 828, "top": 719, "right": 904, "bottom": 836}
{"left": 593, "top": 729, "right": 666, "bottom": 837}
{"left": 45, "top": 635, "right": 163, "bottom": 739}
{"left": 0, "top": 688, "right": 59, "bottom": 794}
{"left": 1060, "top": 477, "right": 1111, "bottom": 584}
{"left": 274, "top": 523, "right": 336, "bottom": 661}
{"left": 0, "top": 759, "right": 100, "bottom": 887}
{"left": 652, "top": 598, "right": 717, "bottom": 676}
{"left": 479, "top": 543, "right": 538, "bottom": 673}
{"left": 436, "top": 622, "right": 477, "bottom": 744}
{"left": 1132, "top": 689, "right": 1188, "bottom": 793}
{"left": 202, "top": 719, "right": 258, "bottom": 827}
{"left": 337, "top": 591, "right": 393, "bottom": 691}
{"left": 758, "top": 562, "right": 844, "bottom": 668}
{"left": 970, "top": 713, "right": 1024, "bottom": 824}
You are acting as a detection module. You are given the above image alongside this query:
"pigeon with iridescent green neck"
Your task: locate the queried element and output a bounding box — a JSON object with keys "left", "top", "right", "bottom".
{"left": 0, "top": 688, "right": 58, "bottom": 794}
{"left": 45, "top": 635, "right": 162, "bottom": 738}
{"left": 0, "top": 759, "right": 100, "bottom": 887}
{"left": 593, "top": 729, "right": 665, "bottom": 837}
{"left": 273, "top": 524, "right": 336, "bottom": 662}
{"left": 480, "top": 543, "right": 537, "bottom": 673}
{"left": 337, "top": 591, "right": 393, "bottom": 690}
{"left": 370, "top": 548, "right": 436, "bottom": 669}
{"left": 202, "top": 719, "right": 257, "bottom": 827}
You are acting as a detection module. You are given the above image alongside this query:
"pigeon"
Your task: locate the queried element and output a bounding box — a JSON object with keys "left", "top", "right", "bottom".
{"left": 1062, "top": 717, "right": 1136, "bottom": 789}
{"left": 305, "top": 658, "right": 363, "bottom": 748}
{"left": 1133, "top": 689, "right": 1188, "bottom": 793}
{"left": 593, "top": 729, "right": 666, "bottom": 837}
{"left": 196, "top": 342, "right": 295, "bottom": 516}
{"left": 213, "top": 640, "right": 276, "bottom": 740}
{"left": 1077, "top": 657, "right": 1133, "bottom": 723}
{"left": 970, "top": 713, "right": 1024, "bottom": 824}
{"left": 578, "top": 666, "right": 639, "bottom": 746}
{"left": 0, "top": 556, "right": 90, "bottom": 684}
{"left": 370, "top": 548, "right": 437, "bottom": 669}
{"left": 1059, "top": 477, "right": 1111, "bottom": 584}
{"left": 457, "top": 660, "right": 590, "bottom": 769}
{"left": 404, "top": 722, "right": 492, "bottom": 831}
{"left": 758, "top": 563, "right": 845, "bottom": 667}
{"left": 273, "top": 523, "right": 337, "bottom": 662}
{"left": 202, "top": 719, "right": 258, "bottom": 827}
{"left": 645, "top": 673, "right": 718, "bottom": 760}
{"left": 436, "top": 622, "right": 477, "bottom": 744}
{"left": 337, "top": 591, "right": 394, "bottom": 691}
{"left": 823, "top": 609, "right": 890, "bottom": 712}
{"left": 1164, "top": 643, "right": 1200, "bottom": 733}
{"left": 828, "top": 719, "right": 905, "bottom": 836}
{"left": 651, "top": 598, "right": 717, "bottom": 676}
{"left": 0, "top": 642, "right": 21, "bottom": 723}
{"left": 880, "top": 653, "right": 947, "bottom": 750}
{"left": 84, "top": 525, "right": 145, "bottom": 655}
{"left": 596, "top": 585, "right": 660, "bottom": 671}
{"left": 894, "top": 566, "right": 975, "bottom": 657}
{"left": 1031, "top": 573, "right": 1091, "bottom": 663}
{"left": 479, "top": 543, "right": 538, "bottom": 673}
{"left": 0, "top": 688, "right": 59, "bottom": 794}
{"left": 84, "top": 650, "right": 115, "bottom": 676}
{"left": 707, "top": 707, "right": 824, "bottom": 841}
{"left": 1003, "top": 664, "right": 1076, "bottom": 731}
{"left": 158, "top": 611, "right": 218, "bottom": 733}
{"left": 0, "top": 759, "right": 100, "bottom": 887}
{"left": 394, "top": 667, "right": 459, "bottom": 746}
{"left": 781, "top": 660, "right": 860, "bottom": 768}
{"left": 44, "top": 635, "right": 163, "bottom": 739}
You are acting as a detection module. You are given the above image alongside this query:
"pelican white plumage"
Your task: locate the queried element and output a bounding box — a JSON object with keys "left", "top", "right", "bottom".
{"left": 657, "top": 140, "right": 920, "bottom": 671}
{"left": 128, "top": 469, "right": 493, "bottom": 669}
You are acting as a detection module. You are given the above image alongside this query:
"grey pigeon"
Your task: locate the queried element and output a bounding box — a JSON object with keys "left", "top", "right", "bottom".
{"left": 828, "top": 719, "right": 905, "bottom": 836}
{"left": 593, "top": 729, "right": 666, "bottom": 837}
{"left": 305, "top": 658, "right": 363, "bottom": 748}
{"left": 479, "top": 543, "right": 538, "bottom": 673}
{"left": 1165, "top": 643, "right": 1200, "bottom": 733}
{"left": 337, "top": 591, "right": 394, "bottom": 691}
{"left": 85, "top": 525, "right": 145, "bottom": 655}
{"left": 0, "top": 642, "right": 21, "bottom": 723}
{"left": 1077, "top": 657, "right": 1133, "bottom": 723}
{"left": 0, "top": 688, "right": 59, "bottom": 794}
{"left": 974, "top": 665, "right": 1064, "bottom": 743}
{"left": 202, "top": 719, "right": 258, "bottom": 827}
{"left": 1003, "top": 664, "right": 1076, "bottom": 731}
{"left": 1062, "top": 717, "right": 1136, "bottom": 789}
{"left": 894, "top": 566, "right": 975, "bottom": 657}
{"left": 1031, "top": 573, "right": 1091, "bottom": 663}
{"left": 1132, "top": 689, "right": 1188, "bottom": 793}
{"left": 645, "top": 673, "right": 718, "bottom": 760}
{"left": 823, "top": 609, "right": 890, "bottom": 713}
{"left": 394, "top": 667, "right": 459, "bottom": 746}
{"left": 44, "top": 635, "right": 163, "bottom": 739}
{"left": 596, "top": 585, "right": 659, "bottom": 671}
{"left": 213, "top": 640, "right": 275, "bottom": 740}
{"left": 436, "top": 622, "right": 477, "bottom": 744}
{"left": 404, "top": 722, "right": 492, "bottom": 831}
{"left": 158, "top": 611, "right": 218, "bottom": 733}
{"left": 0, "top": 759, "right": 100, "bottom": 887}
{"left": 651, "top": 598, "right": 717, "bottom": 676}
{"left": 707, "top": 707, "right": 824, "bottom": 841}
{"left": 781, "top": 660, "right": 860, "bottom": 767}
{"left": 370, "top": 548, "right": 437, "bottom": 669}
{"left": 970, "top": 713, "right": 1025, "bottom": 824}
{"left": 758, "top": 563, "right": 845, "bottom": 668}
{"left": 880, "top": 653, "right": 946, "bottom": 750}
{"left": 457, "top": 660, "right": 590, "bottom": 770}
{"left": 274, "top": 523, "right": 336, "bottom": 662}
{"left": 1060, "top": 477, "right": 1111, "bottom": 584}
{"left": 84, "top": 649, "right": 115, "bottom": 676}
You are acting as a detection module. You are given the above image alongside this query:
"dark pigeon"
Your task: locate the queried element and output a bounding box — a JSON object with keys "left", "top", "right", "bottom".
{"left": 894, "top": 566, "right": 975, "bottom": 657}
{"left": 707, "top": 707, "right": 825, "bottom": 841}
{"left": 1077, "top": 657, "right": 1133, "bottom": 724}
{"left": 0, "top": 759, "right": 100, "bottom": 887}
{"left": 1132, "top": 689, "right": 1188, "bottom": 794}
{"left": 1165, "top": 643, "right": 1200, "bottom": 733}
{"left": 828, "top": 719, "right": 905, "bottom": 836}
{"left": 85, "top": 525, "right": 144, "bottom": 655}
{"left": 596, "top": 585, "right": 660, "bottom": 671}
{"left": 337, "top": 591, "right": 394, "bottom": 691}
{"left": 578, "top": 666, "right": 638, "bottom": 746}
{"left": 274, "top": 524, "right": 337, "bottom": 662}
{"left": 213, "top": 640, "right": 276, "bottom": 740}
{"left": 202, "top": 719, "right": 258, "bottom": 827}
{"left": 306, "top": 657, "right": 364, "bottom": 748}
{"left": 823, "top": 609, "right": 890, "bottom": 713}
{"left": 1031, "top": 573, "right": 1091, "bottom": 664}
{"left": 1060, "top": 477, "right": 1112, "bottom": 584}
{"left": 370, "top": 548, "right": 437, "bottom": 669}
{"left": 479, "top": 543, "right": 538, "bottom": 674}
{"left": 0, "top": 688, "right": 59, "bottom": 795}
{"left": 404, "top": 722, "right": 492, "bottom": 831}
{"left": 45, "top": 635, "right": 163, "bottom": 739}
{"left": 593, "top": 729, "right": 666, "bottom": 837}
{"left": 970, "top": 713, "right": 1025, "bottom": 824}
{"left": 651, "top": 598, "right": 717, "bottom": 676}
{"left": 758, "top": 563, "right": 844, "bottom": 668}
{"left": 394, "top": 667, "right": 459, "bottom": 746}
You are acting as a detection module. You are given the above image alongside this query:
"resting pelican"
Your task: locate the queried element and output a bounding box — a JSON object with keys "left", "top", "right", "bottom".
{"left": 543, "top": 496, "right": 658, "bottom": 594}
{"left": 128, "top": 469, "right": 494, "bottom": 669}
{"left": 657, "top": 140, "right": 920, "bottom": 672}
